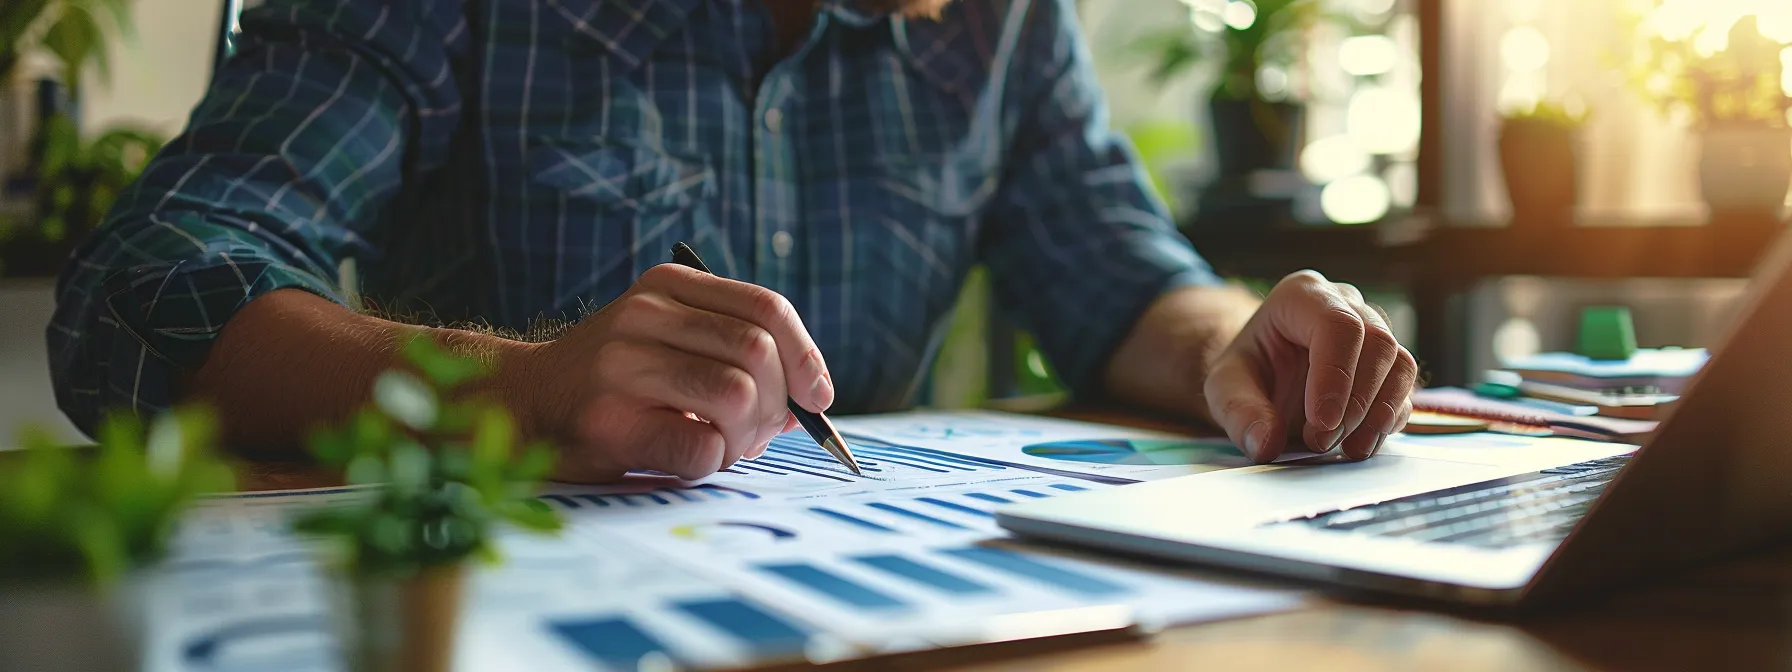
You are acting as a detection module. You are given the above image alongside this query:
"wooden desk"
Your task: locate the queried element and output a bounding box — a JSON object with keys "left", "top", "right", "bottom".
{"left": 237, "top": 410, "right": 1792, "bottom": 671}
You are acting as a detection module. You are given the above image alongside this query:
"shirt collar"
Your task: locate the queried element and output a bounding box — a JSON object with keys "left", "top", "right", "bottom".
{"left": 820, "top": 0, "right": 896, "bottom": 27}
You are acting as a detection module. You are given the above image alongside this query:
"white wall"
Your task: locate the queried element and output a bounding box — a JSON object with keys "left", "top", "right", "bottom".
{"left": 79, "top": 0, "right": 223, "bottom": 135}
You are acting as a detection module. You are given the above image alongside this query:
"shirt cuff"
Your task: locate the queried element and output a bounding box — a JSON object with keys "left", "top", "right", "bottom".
{"left": 95, "top": 257, "right": 342, "bottom": 418}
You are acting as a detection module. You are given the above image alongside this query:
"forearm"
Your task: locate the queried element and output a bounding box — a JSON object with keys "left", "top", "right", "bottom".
{"left": 1101, "top": 283, "right": 1262, "bottom": 423}
{"left": 182, "top": 289, "right": 543, "bottom": 456}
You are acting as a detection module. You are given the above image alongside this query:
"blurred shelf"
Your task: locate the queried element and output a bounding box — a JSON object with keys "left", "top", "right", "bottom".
{"left": 1184, "top": 212, "right": 1788, "bottom": 285}
{"left": 1183, "top": 211, "right": 1789, "bottom": 386}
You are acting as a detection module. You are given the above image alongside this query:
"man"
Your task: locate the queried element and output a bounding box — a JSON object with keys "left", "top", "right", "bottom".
{"left": 50, "top": 0, "right": 1416, "bottom": 482}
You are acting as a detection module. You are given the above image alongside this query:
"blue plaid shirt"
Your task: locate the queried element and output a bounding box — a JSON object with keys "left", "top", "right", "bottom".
{"left": 48, "top": 0, "right": 1218, "bottom": 433}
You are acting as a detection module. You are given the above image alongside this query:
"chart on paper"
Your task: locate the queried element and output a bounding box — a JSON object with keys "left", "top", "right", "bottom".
{"left": 836, "top": 410, "right": 1316, "bottom": 481}
{"left": 601, "top": 475, "right": 1291, "bottom": 647}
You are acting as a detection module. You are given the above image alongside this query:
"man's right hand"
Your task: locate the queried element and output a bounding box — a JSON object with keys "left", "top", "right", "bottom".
{"left": 511, "top": 264, "right": 835, "bottom": 482}
{"left": 186, "top": 266, "right": 832, "bottom": 483}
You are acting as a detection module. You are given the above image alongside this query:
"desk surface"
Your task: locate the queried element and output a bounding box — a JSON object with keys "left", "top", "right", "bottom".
{"left": 238, "top": 410, "right": 1792, "bottom": 672}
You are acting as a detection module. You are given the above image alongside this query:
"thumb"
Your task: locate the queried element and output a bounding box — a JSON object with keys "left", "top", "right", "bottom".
{"left": 1204, "top": 356, "right": 1283, "bottom": 464}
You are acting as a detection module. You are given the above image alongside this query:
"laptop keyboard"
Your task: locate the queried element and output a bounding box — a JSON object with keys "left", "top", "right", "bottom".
{"left": 1268, "top": 455, "right": 1632, "bottom": 549}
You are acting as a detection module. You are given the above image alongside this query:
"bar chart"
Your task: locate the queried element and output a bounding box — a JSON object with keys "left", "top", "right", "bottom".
{"left": 537, "top": 483, "right": 761, "bottom": 511}
{"left": 719, "top": 433, "right": 1012, "bottom": 483}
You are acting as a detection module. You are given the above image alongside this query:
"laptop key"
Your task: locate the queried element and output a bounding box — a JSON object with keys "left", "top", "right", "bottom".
{"left": 1267, "top": 455, "right": 1631, "bottom": 550}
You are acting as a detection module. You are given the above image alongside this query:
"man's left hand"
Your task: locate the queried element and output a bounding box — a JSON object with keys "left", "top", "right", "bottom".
{"left": 1202, "top": 271, "right": 1417, "bottom": 463}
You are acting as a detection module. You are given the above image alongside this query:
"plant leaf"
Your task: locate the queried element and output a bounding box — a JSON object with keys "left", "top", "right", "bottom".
{"left": 494, "top": 498, "right": 562, "bottom": 533}
{"left": 402, "top": 335, "right": 489, "bottom": 388}
{"left": 42, "top": 7, "right": 101, "bottom": 88}
{"left": 373, "top": 370, "right": 437, "bottom": 431}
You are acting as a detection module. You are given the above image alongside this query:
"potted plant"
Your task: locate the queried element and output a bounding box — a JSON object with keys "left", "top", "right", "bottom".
{"left": 1499, "top": 101, "right": 1589, "bottom": 227}
{"left": 0, "top": 405, "right": 232, "bottom": 672}
{"left": 1626, "top": 14, "right": 1792, "bottom": 219}
{"left": 292, "top": 335, "right": 563, "bottom": 672}
{"left": 1139, "top": 0, "right": 1320, "bottom": 183}
{"left": 0, "top": 0, "right": 166, "bottom": 276}
{"left": 0, "top": 111, "right": 164, "bottom": 275}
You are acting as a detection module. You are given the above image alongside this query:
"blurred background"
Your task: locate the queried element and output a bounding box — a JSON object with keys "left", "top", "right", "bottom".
{"left": 1, "top": 0, "right": 1789, "bottom": 442}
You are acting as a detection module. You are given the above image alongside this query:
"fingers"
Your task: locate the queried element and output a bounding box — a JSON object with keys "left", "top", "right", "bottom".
{"left": 639, "top": 264, "right": 834, "bottom": 413}
{"left": 595, "top": 340, "right": 763, "bottom": 471}
{"left": 608, "top": 292, "right": 790, "bottom": 454}
{"left": 619, "top": 408, "right": 729, "bottom": 480}
{"left": 1341, "top": 348, "right": 1419, "bottom": 460}
{"left": 553, "top": 407, "right": 726, "bottom": 482}
{"left": 1267, "top": 271, "right": 1363, "bottom": 434}
{"left": 1204, "top": 356, "right": 1284, "bottom": 464}
{"left": 746, "top": 414, "right": 801, "bottom": 460}
{"left": 1313, "top": 283, "right": 1399, "bottom": 454}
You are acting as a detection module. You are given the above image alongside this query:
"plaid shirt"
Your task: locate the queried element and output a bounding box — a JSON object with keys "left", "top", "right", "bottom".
{"left": 48, "top": 0, "right": 1217, "bottom": 433}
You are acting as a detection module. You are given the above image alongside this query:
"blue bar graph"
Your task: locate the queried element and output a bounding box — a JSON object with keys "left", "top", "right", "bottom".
{"left": 758, "top": 563, "right": 910, "bottom": 610}
{"left": 851, "top": 554, "right": 996, "bottom": 596}
{"left": 691, "top": 483, "right": 761, "bottom": 499}
{"left": 575, "top": 494, "right": 614, "bottom": 507}
{"left": 866, "top": 502, "right": 970, "bottom": 530}
{"left": 963, "top": 492, "right": 1012, "bottom": 504}
{"left": 854, "top": 448, "right": 976, "bottom": 472}
{"left": 1049, "top": 484, "right": 1089, "bottom": 492}
{"left": 1010, "top": 489, "right": 1050, "bottom": 498}
{"left": 540, "top": 494, "right": 581, "bottom": 509}
{"left": 810, "top": 507, "right": 898, "bottom": 533}
{"left": 549, "top": 617, "right": 677, "bottom": 667}
{"left": 553, "top": 484, "right": 760, "bottom": 508}
{"left": 674, "top": 598, "right": 809, "bottom": 656}
{"left": 939, "top": 547, "right": 1129, "bottom": 597}
{"left": 916, "top": 497, "right": 994, "bottom": 518}
{"left": 752, "top": 457, "right": 855, "bottom": 482}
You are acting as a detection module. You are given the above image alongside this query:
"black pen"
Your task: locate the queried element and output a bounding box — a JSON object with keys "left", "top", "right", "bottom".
{"left": 668, "top": 242, "right": 862, "bottom": 475}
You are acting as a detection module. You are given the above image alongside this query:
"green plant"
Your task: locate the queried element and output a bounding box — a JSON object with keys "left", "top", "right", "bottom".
{"left": 1624, "top": 14, "right": 1791, "bottom": 128}
{"left": 1136, "top": 0, "right": 1321, "bottom": 101}
{"left": 0, "top": 0, "right": 137, "bottom": 88}
{"left": 0, "top": 405, "right": 233, "bottom": 586}
{"left": 1502, "top": 101, "right": 1591, "bottom": 128}
{"left": 293, "top": 336, "right": 563, "bottom": 578}
{"left": 27, "top": 112, "right": 163, "bottom": 241}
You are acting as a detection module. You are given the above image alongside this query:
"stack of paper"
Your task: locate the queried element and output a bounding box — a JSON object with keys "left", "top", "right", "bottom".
{"left": 144, "top": 412, "right": 1303, "bottom": 672}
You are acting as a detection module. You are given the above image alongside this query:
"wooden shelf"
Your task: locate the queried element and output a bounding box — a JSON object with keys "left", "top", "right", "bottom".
{"left": 1183, "top": 213, "right": 1788, "bottom": 385}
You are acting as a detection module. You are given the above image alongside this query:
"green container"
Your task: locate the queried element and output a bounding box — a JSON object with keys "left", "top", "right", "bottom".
{"left": 1576, "top": 306, "right": 1638, "bottom": 361}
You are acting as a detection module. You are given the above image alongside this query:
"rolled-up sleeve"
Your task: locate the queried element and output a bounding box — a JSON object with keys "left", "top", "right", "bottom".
{"left": 979, "top": 0, "right": 1222, "bottom": 396}
{"left": 47, "top": 0, "right": 467, "bottom": 433}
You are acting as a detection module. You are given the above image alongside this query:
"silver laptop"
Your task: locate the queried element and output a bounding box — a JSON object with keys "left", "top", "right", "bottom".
{"left": 997, "top": 232, "right": 1792, "bottom": 607}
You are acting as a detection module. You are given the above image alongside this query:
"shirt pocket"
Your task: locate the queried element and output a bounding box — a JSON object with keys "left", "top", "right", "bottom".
{"left": 528, "top": 142, "right": 715, "bottom": 210}
{"left": 523, "top": 140, "right": 717, "bottom": 306}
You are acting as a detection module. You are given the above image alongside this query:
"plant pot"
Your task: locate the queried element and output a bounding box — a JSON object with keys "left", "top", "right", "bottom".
{"left": 0, "top": 579, "right": 144, "bottom": 672}
{"left": 1210, "top": 98, "right": 1305, "bottom": 177}
{"left": 1499, "top": 120, "right": 1581, "bottom": 227}
{"left": 330, "top": 563, "right": 468, "bottom": 672}
{"left": 1698, "top": 125, "right": 1792, "bottom": 219}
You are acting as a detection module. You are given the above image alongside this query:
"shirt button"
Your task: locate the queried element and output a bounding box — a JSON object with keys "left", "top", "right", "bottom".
{"left": 764, "top": 108, "right": 783, "bottom": 134}
{"left": 771, "top": 231, "right": 794, "bottom": 258}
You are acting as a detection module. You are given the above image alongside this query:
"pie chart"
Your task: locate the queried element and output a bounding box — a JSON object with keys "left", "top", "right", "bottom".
{"left": 1021, "top": 438, "right": 1252, "bottom": 466}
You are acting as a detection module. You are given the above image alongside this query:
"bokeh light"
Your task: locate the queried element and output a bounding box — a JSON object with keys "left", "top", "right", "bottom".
{"left": 1300, "top": 136, "right": 1371, "bottom": 184}
{"left": 1339, "top": 35, "right": 1399, "bottom": 76}
{"left": 1320, "top": 175, "right": 1393, "bottom": 224}
{"left": 1223, "top": 1, "right": 1258, "bottom": 31}
{"left": 1346, "top": 86, "right": 1423, "bottom": 155}
{"left": 1385, "top": 163, "right": 1418, "bottom": 207}
{"left": 1499, "top": 26, "right": 1551, "bottom": 73}
{"left": 1643, "top": 0, "right": 1792, "bottom": 46}
{"left": 1782, "top": 46, "right": 1792, "bottom": 96}
{"left": 1257, "top": 65, "right": 1290, "bottom": 100}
